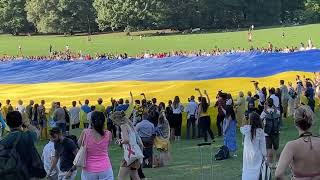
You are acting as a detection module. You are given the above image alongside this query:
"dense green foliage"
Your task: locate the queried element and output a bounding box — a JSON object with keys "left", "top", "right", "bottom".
{"left": 0, "top": 0, "right": 319, "bottom": 34}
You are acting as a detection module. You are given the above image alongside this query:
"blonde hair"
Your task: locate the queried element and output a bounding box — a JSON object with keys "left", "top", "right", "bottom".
{"left": 294, "top": 105, "right": 314, "bottom": 131}
{"left": 111, "top": 111, "right": 132, "bottom": 126}
{"left": 239, "top": 91, "right": 244, "bottom": 97}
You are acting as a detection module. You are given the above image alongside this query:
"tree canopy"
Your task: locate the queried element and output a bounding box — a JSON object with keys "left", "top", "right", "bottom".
{"left": 0, "top": 0, "right": 319, "bottom": 34}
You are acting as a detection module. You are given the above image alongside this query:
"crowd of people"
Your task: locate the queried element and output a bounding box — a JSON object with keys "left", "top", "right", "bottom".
{"left": 0, "top": 73, "right": 320, "bottom": 180}
{"left": 0, "top": 38, "right": 317, "bottom": 61}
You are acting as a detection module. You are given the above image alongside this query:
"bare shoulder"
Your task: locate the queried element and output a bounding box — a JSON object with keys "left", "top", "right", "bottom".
{"left": 283, "top": 140, "right": 297, "bottom": 150}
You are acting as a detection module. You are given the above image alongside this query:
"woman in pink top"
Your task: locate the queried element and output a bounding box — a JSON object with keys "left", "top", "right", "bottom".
{"left": 78, "top": 111, "right": 114, "bottom": 180}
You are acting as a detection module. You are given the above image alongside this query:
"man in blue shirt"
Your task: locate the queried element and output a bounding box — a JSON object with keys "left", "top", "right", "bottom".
{"left": 80, "top": 99, "right": 91, "bottom": 114}
{"left": 115, "top": 98, "right": 129, "bottom": 112}
{"left": 135, "top": 112, "right": 155, "bottom": 168}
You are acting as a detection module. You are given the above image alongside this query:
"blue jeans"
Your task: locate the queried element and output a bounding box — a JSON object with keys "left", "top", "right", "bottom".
{"left": 56, "top": 123, "right": 66, "bottom": 135}
{"left": 81, "top": 169, "right": 114, "bottom": 180}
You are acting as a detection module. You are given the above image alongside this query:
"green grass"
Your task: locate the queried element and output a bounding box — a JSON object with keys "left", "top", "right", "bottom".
{"left": 0, "top": 24, "right": 320, "bottom": 56}
{"left": 35, "top": 111, "right": 320, "bottom": 180}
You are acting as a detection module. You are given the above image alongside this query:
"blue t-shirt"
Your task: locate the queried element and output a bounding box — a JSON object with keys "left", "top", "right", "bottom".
{"left": 305, "top": 87, "right": 314, "bottom": 100}
{"left": 81, "top": 104, "right": 91, "bottom": 114}
{"left": 106, "top": 106, "right": 115, "bottom": 122}
{"left": 115, "top": 104, "right": 129, "bottom": 112}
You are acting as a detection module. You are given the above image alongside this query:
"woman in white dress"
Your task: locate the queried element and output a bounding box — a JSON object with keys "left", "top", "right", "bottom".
{"left": 241, "top": 112, "right": 266, "bottom": 180}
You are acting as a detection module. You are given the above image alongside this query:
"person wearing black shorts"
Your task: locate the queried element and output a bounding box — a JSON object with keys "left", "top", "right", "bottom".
{"left": 260, "top": 98, "right": 281, "bottom": 168}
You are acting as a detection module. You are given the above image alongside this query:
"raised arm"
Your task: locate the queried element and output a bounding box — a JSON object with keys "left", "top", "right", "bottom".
{"left": 204, "top": 90, "right": 210, "bottom": 105}
{"left": 129, "top": 91, "right": 134, "bottom": 105}
{"left": 308, "top": 79, "right": 316, "bottom": 87}
{"left": 195, "top": 88, "right": 203, "bottom": 98}
{"left": 141, "top": 93, "right": 147, "bottom": 100}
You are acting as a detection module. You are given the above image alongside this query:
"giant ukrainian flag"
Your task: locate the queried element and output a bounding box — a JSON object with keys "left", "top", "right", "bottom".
{"left": 0, "top": 50, "right": 319, "bottom": 106}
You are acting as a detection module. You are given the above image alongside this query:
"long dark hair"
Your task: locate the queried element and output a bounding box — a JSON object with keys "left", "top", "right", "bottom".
{"left": 173, "top": 96, "right": 180, "bottom": 108}
{"left": 225, "top": 106, "right": 236, "bottom": 120}
{"left": 91, "top": 111, "right": 105, "bottom": 136}
{"left": 201, "top": 97, "right": 209, "bottom": 113}
{"left": 262, "top": 87, "right": 267, "bottom": 98}
{"left": 159, "top": 102, "right": 165, "bottom": 111}
{"left": 249, "top": 112, "right": 263, "bottom": 141}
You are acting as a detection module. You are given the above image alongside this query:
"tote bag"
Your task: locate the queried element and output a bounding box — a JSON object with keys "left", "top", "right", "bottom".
{"left": 73, "top": 131, "right": 87, "bottom": 168}
{"left": 259, "top": 160, "right": 272, "bottom": 180}
{"left": 123, "top": 125, "right": 144, "bottom": 165}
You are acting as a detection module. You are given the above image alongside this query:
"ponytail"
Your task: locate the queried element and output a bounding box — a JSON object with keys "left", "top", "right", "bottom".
{"left": 91, "top": 111, "right": 105, "bottom": 136}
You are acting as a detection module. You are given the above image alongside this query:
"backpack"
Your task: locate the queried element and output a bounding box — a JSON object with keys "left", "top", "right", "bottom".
{"left": 288, "top": 88, "right": 297, "bottom": 99}
{"left": 214, "top": 145, "right": 229, "bottom": 161}
{"left": 0, "top": 133, "right": 29, "bottom": 180}
{"left": 264, "top": 109, "right": 280, "bottom": 135}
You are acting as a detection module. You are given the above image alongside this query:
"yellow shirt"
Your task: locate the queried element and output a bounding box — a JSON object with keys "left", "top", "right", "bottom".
{"left": 2, "top": 105, "right": 8, "bottom": 119}
{"left": 95, "top": 104, "right": 106, "bottom": 113}
{"left": 125, "top": 104, "right": 133, "bottom": 119}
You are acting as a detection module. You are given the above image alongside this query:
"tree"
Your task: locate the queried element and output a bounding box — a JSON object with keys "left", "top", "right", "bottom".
{"left": 304, "top": 0, "right": 320, "bottom": 23}
{"left": 93, "top": 0, "right": 165, "bottom": 31}
{"left": 26, "top": 0, "right": 96, "bottom": 33}
{"left": 280, "top": 0, "right": 305, "bottom": 23}
{"left": 0, "top": 0, "right": 29, "bottom": 35}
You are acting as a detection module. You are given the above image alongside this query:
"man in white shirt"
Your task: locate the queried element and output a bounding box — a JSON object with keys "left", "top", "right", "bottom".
{"left": 269, "top": 88, "right": 280, "bottom": 108}
{"left": 42, "top": 138, "right": 59, "bottom": 180}
{"left": 260, "top": 98, "right": 281, "bottom": 168}
{"left": 185, "top": 96, "right": 198, "bottom": 139}
{"left": 16, "top": 100, "right": 26, "bottom": 115}
{"left": 69, "top": 101, "right": 80, "bottom": 129}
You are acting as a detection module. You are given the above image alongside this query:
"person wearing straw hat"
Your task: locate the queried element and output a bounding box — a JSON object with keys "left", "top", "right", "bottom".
{"left": 111, "top": 111, "right": 144, "bottom": 180}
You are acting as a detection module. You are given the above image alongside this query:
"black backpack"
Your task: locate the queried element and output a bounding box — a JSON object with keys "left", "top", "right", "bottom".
{"left": 0, "top": 133, "right": 29, "bottom": 180}
{"left": 214, "top": 145, "right": 229, "bottom": 161}
{"left": 264, "top": 109, "right": 280, "bottom": 135}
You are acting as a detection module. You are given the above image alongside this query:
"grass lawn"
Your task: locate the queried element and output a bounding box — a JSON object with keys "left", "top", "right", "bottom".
{"left": 0, "top": 24, "right": 319, "bottom": 56}
{"left": 35, "top": 111, "right": 320, "bottom": 180}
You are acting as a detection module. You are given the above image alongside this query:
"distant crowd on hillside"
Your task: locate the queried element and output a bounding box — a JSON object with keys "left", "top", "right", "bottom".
{"left": 0, "top": 39, "right": 317, "bottom": 61}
